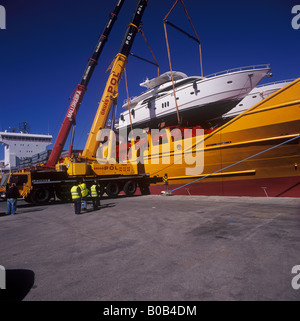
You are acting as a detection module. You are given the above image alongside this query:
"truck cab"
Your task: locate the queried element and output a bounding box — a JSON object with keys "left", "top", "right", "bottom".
{"left": 0, "top": 172, "right": 31, "bottom": 201}
{"left": 0, "top": 173, "right": 9, "bottom": 199}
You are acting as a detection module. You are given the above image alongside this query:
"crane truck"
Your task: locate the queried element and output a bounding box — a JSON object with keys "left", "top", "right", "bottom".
{"left": 0, "top": 0, "right": 160, "bottom": 204}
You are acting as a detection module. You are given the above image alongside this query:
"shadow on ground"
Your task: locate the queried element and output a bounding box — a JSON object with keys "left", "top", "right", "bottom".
{"left": 77, "top": 202, "right": 116, "bottom": 215}
{"left": 0, "top": 269, "right": 35, "bottom": 301}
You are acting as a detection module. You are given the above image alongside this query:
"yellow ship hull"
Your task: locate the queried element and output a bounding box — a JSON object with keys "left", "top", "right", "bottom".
{"left": 142, "top": 77, "right": 300, "bottom": 197}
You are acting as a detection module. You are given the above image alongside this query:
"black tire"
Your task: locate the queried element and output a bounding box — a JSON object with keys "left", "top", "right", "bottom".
{"left": 139, "top": 182, "right": 150, "bottom": 195}
{"left": 56, "top": 186, "right": 72, "bottom": 202}
{"left": 99, "top": 185, "right": 105, "bottom": 197}
{"left": 105, "top": 182, "right": 120, "bottom": 198}
{"left": 31, "top": 187, "right": 51, "bottom": 204}
{"left": 123, "top": 180, "right": 137, "bottom": 196}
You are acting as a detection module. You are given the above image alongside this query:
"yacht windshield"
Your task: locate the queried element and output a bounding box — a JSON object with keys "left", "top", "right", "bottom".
{"left": 159, "top": 77, "right": 200, "bottom": 94}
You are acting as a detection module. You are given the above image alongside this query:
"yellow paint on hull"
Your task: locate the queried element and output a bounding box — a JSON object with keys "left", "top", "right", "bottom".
{"left": 142, "top": 77, "right": 300, "bottom": 188}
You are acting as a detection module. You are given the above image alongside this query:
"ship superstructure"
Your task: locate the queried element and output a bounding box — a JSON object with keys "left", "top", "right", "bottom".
{"left": 0, "top": 123, "right": 52, "bottom": 173}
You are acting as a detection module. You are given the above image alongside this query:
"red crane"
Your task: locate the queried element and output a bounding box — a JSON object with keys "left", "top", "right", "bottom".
{"left": 46, "top": 0, "right": 125, "bottom": 168}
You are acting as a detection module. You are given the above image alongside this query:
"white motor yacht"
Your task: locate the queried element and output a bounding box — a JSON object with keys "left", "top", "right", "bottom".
{"left": 116, "top": 64, "right": 271, "bottom": 131}
{"left": 222, "top": 79, "right": 293, "bottom": 120}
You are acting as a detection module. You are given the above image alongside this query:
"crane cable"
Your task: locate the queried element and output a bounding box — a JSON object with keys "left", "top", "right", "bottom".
{"left": 163, "top": 22, "right": 181, "bottom": 126}
{"left": 123, "top": 27, "right": 160, "bottom": 134}
{"left": 140, "top": 29, "right": 160, "bottom": 77}
{"left": 163, "top": 0, "right": 204, "bottom": 126}
{"left": 124, "top": 68, "right": 134, "bottom": 133}
{"left": 180, "top": 1, "right": 203, "bottom": 77}
{"left": 164, "top": 0, "right": 203, "bottom": 77}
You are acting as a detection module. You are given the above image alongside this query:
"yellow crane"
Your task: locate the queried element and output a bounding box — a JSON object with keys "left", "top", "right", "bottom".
{"left": 0, "top": 0, "right": 161, "bottom": 203}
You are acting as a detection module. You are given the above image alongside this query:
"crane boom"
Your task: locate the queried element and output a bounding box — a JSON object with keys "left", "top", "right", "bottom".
{"left": 46, "top": 0, "right": 125, "bottom": 168}
{"left": 82, "top": 0, "right": 148, "bottom": 159}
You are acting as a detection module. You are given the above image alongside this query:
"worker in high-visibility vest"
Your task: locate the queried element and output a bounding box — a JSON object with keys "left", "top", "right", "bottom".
{"left": 71, "top": 182, "right": 82, "bottom": 215}
{"left": 79, "top": 179, "right": 89, "bottom": 210}
{"left": 91, "top": 179, "right": 101, "bottom": 210}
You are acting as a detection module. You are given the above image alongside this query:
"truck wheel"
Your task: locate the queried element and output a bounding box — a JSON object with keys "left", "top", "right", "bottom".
{"left": 123, "top": 180, "right": 137, "bottom": 196}
{"left": 56, "top": 191, "right": 71, "bottom": 202}
{"left": 139, "top": 183, "right": 150, "bottom": 195}
{"left": 105, "top": 182, "right": 120, "bottom": 198}
{"left": 99, "top": 185, "right": 105, "bottom": 197}
{"left": 31, "top": 188, "right": 51, "bottom": 204}
{"left": 56, "top": 187, "right": 71, "bottom": 202}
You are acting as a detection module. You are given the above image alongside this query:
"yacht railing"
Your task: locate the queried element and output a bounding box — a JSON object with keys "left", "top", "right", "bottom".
{"left": 205, "top": 64, "right": 271, "bottom": 79}
{"left": 123, "top": 96, "right": 137, "bottom": 106}
{"left": 256, "top": 79, "right": 294, "bottom": 88}
{"left": 122, "top": 64, "right": 272, "bottom": 107}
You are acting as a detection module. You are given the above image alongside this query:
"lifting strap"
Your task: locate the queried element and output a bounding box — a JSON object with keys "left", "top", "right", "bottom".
{"left": 163, "top": 0, "right": 204, "bottom": 126}
{"left": 163, "top": 22, "right": 181, "bottom": 126}
{"left": 140, "top": 29, "right": 160, "bottom": 77}
{"left": 124, "top": 68, "right": 134, "bottom": 133}
{"left": 123, "top": 27, "right": 160, "bottom": 133}
{"left": 164, "top": 0, "right": 203, "bottom": 77}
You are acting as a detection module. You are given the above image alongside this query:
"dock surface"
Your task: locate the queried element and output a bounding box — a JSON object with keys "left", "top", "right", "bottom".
{"left": 1, "top": 195, "right": 300, "bottom": 301}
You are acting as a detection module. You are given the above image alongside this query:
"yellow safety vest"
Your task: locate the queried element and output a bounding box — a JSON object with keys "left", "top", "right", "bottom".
{"left": 91, "top": 185, "right": 98, "bottom": 198}
{"left": 79, "top": 183, "right": 89, "bottom": 197}
{"left": 71, "top": 186, "right": 81, "bottom": 200}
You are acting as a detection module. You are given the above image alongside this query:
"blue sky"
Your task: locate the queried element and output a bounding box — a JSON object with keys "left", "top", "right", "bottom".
{"left": 0, "top": 0, "right": 299, "bottom": 160}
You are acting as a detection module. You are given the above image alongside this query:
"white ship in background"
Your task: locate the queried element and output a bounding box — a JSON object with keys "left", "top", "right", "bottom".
{"left": 0, "top": 122, "right": 52, "bottom": 173}
{"left": 221, "top": 79, "right": 293, "bottom": 120}
{"left": 116, "top": 64, "right": 271, "bottom": 131}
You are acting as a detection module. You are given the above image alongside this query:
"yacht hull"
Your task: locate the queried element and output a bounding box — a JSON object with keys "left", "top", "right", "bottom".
{"left": 126, "top": 98, "right": 241, "bottom": 129}
{"left": 117, "top": 66, "right": 271, "bottom": 131}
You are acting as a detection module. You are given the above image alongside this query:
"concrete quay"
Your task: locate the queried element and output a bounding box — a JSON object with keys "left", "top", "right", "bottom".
{"left": 0, "top": 195, "right": 300, "bottom": 301}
